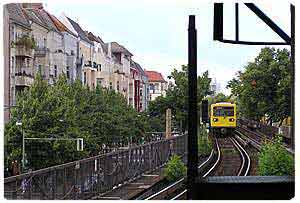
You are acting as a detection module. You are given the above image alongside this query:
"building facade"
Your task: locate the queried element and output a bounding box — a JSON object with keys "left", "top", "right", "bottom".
{"left": 4, "top": 3, "right": 151, "bottom": 123}
{"left": 145, "top": 70, "right": 167, "bottom": 101}
{"left": 5, "top": 4, "right": 34, "bottom": 123}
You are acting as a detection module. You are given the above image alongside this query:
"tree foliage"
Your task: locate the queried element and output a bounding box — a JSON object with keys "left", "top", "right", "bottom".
{"left": 147, "top": 65, "right": 212, "bottom": 132}
{"left": 258, "top": 135, "right": 294, "bottom": 176}
{"left": 5, "top": 74, "right": 148, "bottom": 172}
{"left": 164, "top": 155, "right": 187, "bottom": 182}
{"left": 227, "top": 47, "right": 291, "bottom": 124}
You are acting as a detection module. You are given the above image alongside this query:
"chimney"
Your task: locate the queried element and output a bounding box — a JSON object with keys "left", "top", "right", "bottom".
{"left": 108, "top": 42, "right": 112, "bottom": 58}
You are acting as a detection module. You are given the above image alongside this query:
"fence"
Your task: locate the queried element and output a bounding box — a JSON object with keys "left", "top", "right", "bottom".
{"left": 238, "top": 118, "right": 291, "bottom": 139}
{"left": 4, "top": 134, "right": 187, "bottom": 200}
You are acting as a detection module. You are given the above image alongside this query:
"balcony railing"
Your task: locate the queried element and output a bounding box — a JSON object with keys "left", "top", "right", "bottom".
{"left": 15, "top": 72, "right": 34, "bottom": 87}
{"left": 84, "top": 61, "right": 98, "bottom": 70}
{"left": 15, "top": 46, "right": 34, "bottom": 58}
{"left": 34, "top": 47, "right": 48, "bottom": 57}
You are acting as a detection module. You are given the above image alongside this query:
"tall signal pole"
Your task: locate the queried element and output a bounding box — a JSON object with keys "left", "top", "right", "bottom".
{"left": 187, "top": 15, "right": 198, "bottom": 199}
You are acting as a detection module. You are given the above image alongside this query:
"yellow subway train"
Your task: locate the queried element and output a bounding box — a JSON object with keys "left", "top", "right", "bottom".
{"left": 210, "top": 102, "right": 236, "bottom": 136}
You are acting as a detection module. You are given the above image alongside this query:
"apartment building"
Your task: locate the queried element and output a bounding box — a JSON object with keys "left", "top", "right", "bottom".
{"left": 23, "top": 7, "right": 66, "bottom": 85}
{"left": 145, "top": 70, "right": 167, "bottom": 101}
{"left": 135, "top": 63, "right": 149, "bottom": 111}
{"left": 47, "top": 14, "right": 78, "bottom": 82}
{"left": 4, "top": 3, "right": 150, "bottom": 123}
{"left": 86, "top": 31, "right": 111, "bottom": 89}
{"left": 4, "top": 4, "right": 34, "bottom": 123}
{"left": 129, "top": 61, "right": 149, "bottom": 111}
{"left": 110, "top": 42, "right": 132, "bottom": 100}
{"left": 61, "top": 15, "right": 95, "bottom": 87}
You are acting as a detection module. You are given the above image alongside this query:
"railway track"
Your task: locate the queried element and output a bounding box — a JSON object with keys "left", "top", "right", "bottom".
{"left": 212, "top": 136, "right": 250, "bottom": 177}
{"left": 137, "top": 133, "right": 253, "bottom": 200}
{"left": 236, "top": 126, "right": 294, "bottom": 154}
{"left": 142, "top": 136, "right": 221, "bottom": 200}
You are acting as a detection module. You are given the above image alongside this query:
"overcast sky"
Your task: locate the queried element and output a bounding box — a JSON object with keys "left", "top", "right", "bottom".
{"left": 45, "top": 0, "right": 291, "bottom": 95}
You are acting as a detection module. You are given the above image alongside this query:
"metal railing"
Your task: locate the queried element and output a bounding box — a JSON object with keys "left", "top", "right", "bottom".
{"left": 4, "top": 134, "right": 187, "bottom": 200}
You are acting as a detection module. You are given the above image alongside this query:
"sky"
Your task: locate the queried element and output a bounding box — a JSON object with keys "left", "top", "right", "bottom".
{"left": 44, "top": 0, "right": 291, "bottom": 95}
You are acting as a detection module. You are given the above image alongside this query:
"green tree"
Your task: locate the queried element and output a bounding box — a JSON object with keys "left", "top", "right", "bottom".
{"left": 227, "top": 47, "right": 291, "bottom": 125}
{"left": 5, "top": 74, "right": 147, "bottom": 172}
{"left": 147, "top": 65, "right": 212, "bottom": 133}
{"left": 258, "top": 136, "right": 294, "bottom": 176}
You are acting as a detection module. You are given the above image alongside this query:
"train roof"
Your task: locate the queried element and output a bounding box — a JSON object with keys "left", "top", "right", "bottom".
{"left": 211, "top": 102, "right": 236, "bottom": 107}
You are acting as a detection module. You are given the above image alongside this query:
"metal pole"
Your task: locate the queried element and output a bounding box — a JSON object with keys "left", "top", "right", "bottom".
{"left": 235, "top": 3, "right": 239, "bottom": 41}
{"left": 22, "top": 127, "right": 25, "bottom": 173}
{"left": 290, "top": 4, "right": 295, "bottom": 151}
{"left": 187, "top": 15, "right": 198, "bottom": 200}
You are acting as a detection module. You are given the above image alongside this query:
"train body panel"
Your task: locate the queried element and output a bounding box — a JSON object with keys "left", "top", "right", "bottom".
{"left": 210, "top": 102, "right": 236, "bottom": 136}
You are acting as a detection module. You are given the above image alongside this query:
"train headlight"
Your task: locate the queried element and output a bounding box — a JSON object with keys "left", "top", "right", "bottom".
{"left": 229, "top": 118, "right": 235, "bottom": 122}
{"left": 213, "top": 118, "right": 218, "bottom": 122}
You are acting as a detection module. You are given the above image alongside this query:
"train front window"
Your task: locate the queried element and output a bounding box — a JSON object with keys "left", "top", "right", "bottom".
{"left": 213, "top": 106, "right": 234, "bottom": 117}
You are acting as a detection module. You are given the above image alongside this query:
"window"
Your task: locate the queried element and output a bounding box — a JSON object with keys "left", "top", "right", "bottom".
{"left": 71, "top": 50, "right": 74, "bottom": 56}
{"left": 11, "top": 57, "right": 14, "bottom": 73}
{"left": 66, "top": 66, "right": 70, "bottom": 79}
{"left": 213, "top": 106, "right": 234, "bottom": 117}
{"left": 117, "top": 81, "right": 120, "bottom": 91}
{"left": 149, "top": 84, "right": 154, "bottom": 90}
{"left": 96, "top": 78, "right": 102, "bottom": 87}
{"left": 110, "top": 82, "right": 113, "bottom": 90}
{"left": 98, "top": 64, "right": 101, "bottom": 72}
{"left": 84, "top": 72, "right": 87, "bottom": 85}
{"left": 54, "top": 65, "right": 57, "bottom": 78}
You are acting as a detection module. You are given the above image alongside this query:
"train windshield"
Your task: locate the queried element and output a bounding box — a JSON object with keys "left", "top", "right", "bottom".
{"left": 213, "top": 106, "right": 234, "bottom": 117}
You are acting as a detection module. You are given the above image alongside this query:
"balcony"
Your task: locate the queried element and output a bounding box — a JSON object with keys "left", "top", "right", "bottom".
{"left": 83, "top": 61, "right": 98, "bottom": 71}
{"left": 34, "top": 47, "right": 49, "bottom": 57}
{"left": 15, "top": 72, "right": 34, "bottom": 87}
{"left": 13, "top": 35, "right": 36, "bottom": 58}
{"left": 15, "top": 46, "right": 34, "bottom": 58}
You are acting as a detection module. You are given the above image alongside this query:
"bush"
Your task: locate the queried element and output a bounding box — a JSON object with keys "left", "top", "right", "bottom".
{"left": 164, "top": 155, "right": 187, "bottom": 182}
{"left": 198, "top": 125, "right": 212, "bottom": 156}
{"left": 258, "top": 135, "right": 294, "bottom": 176}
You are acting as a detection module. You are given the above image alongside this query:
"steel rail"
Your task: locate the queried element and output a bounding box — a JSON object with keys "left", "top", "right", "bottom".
{"left": 235, "top": 129, "right": 262, "bottom": 149}
{"left": 145, "top": 136, "right": 221, "bottom": 200}
{"left": 231, "top": 137, "right": 251, "bottom": 176}
{"left": 171, "top": 137, "right": 221, "bottom": 200}
{"left": 202, "top": 137, "right": 221, "bottom": 177}
{"left": 230, "top": 137, "right": 245, "bottom": 176}
{"left": 171, "top": 189, "right": 187, "bottom": 200}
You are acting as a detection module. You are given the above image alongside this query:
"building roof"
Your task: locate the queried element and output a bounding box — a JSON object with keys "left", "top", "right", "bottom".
{"left": 34, "top": 9, "right": 59, "bottom": 32}
{"left": 5, "top": 3, "right": 31, "bottom": 29}
{"left": 48, "top": 13, "right": 77, "bottom": 36}
{"left": 110, "top": 42, "right": 133, "bottom": 56}
{"left": 23, "top": 8, "right": 49, "bottom": 29}
{"left": 131, "top": 61, "right": 146, "bottom": 76}
{"left": 86, "top": 31, "right": 108, "bottom": 55}
{"left": 21, "top": 3, "right": 43, "bottom": 9}
{"left": 67, "top": 17, "right": 92, "bottom": 44}
{"left": 145, "top": 71, "right": 166, "bottom": 83}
